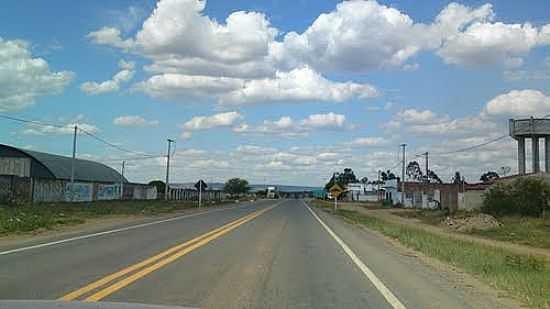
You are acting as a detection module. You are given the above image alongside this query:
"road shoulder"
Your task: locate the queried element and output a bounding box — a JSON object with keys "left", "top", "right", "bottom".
{"left": 308, "top": 204, "right": 524, "bottom": 309}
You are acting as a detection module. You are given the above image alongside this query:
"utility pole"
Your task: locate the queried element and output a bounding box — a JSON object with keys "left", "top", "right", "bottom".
{"left": 165, "top": 139, "right": 175, "bottom": 200}
{"left": 400, "top": 144, "right": 406, "bottom": 204}
{"left": 424, "top": 152, "right": 429, "bottom": 183}
{"left": 120, "top": 160, "right": 125, "bottom": 200}
{"left": 377, "top": 170, "right": 381, "bottom": 201}
{"left": 70, "top": 125, "right": 77, "bottom": 202}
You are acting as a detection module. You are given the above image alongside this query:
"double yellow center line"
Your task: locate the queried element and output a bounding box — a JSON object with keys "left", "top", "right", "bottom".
{"left": 60, "top": 204, "right": 279, "bottom": 302}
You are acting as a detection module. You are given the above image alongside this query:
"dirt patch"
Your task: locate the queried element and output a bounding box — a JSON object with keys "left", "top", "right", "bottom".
{"left": 441, "top": 214, "right": 501, "bottom": 232}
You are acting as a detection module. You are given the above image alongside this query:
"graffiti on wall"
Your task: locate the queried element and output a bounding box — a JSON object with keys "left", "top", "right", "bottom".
{"left": 97, "top": 184, "right": 121, "bottom": 200}
{"left": 33, "top": 179, "right": 65, "bottom": 202}
{"left": 65, "top": 182, "right": 93, "bottom": 202}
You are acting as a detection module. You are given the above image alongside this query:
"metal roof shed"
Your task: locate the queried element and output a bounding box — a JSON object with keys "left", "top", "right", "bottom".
{"left": 0, "top": 144, "right": 127, "bottom": 183}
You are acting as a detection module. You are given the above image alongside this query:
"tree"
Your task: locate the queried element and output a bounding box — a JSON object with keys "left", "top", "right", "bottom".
{"left": 148, "top": 180, "right": 165, "bottom": 194}
{"left": 427, "top": 170, "right": 443, "bottom": 184}
{"left": 339, "top": 168, "right": 358, "bottom": 184}
{"left": 480, "top": 171, "right": 500, "bottom": 183}
{"left": 324, "top": 168, "right": 358, "bottom": 190}
{"left": 406, "top": 161, "right": 423, "bottom": 182}
{"left": 223, "top": 178, "right": 250, "bottom": 197}
{"left": 324, "top": 173, "right": 341, "bottom": 191}
{"left": 482, "top": 177, "right": 550, "bottom": 217}
{"left": 452, "top": 171, "right": 463, "bottom": 184}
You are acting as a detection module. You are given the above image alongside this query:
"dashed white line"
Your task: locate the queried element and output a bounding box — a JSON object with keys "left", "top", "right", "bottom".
{"left": 304, "top": 203, "right": 407, "bottom": 309}
{"left": 0, "top": 203, "right": 255, "bottom": 256}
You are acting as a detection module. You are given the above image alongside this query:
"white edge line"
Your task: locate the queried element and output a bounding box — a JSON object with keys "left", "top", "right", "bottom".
{"left": 304, "top": 202, "right": 407, "bottom": 309}
{"left": 0, "top": 203, "right": 255, "bottom": 256}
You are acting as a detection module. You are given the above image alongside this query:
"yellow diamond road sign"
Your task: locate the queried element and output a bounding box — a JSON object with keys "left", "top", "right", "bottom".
{"left": 329, "top": 183, "right": 344, "bottom": 197}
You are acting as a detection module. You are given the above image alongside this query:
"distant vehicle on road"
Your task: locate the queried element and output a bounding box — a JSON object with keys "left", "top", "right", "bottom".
{"left": 266, "top": 186, "right": 279, "bottom": 199}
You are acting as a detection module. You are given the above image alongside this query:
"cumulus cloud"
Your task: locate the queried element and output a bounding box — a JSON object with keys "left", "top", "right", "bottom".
{"left": 85, "top": 0, "right": 550, "bottom": 110}
{"left": 438, "top": 22, "right": 541, "bottom": 67}
{"left": 220, "top": 67, "right": 378, "bottom": 105}
{"left": 504, "top": 57, "right": 550, "bottom": 81}
{"left": 134, "top": 74, "right": 243, "bottom": 100}
{"left": 385, "top": 107, "right": 496, "bottom": 136}
{"left": 234, "top": 112, "right": 347, "bottom": 138}
{"left": 397, "top": 109, "right": 440, "bottom": 124}
{"left": 300, "top": 112, "right": 346, "bottom": 128}
{"left": 113, "top": 115, "right": 159, "bottom": 127}
{"left": 273, "top": 0, "right": 431, "bottom": 73}
{"left": 87, "top": 27, "right": 135, "bottom": 50}
{"left": 181, "top": 111, "right": 242, "bottom": 131}
{"left": 236, "top": 145, "right": 277, "bottom": 155}
{"left": 484, "top": 89, "right": 550, "bottom": 118}
{"left": 135, "top": 66, "right": 378, "bottom": 105}
{"left": 95, "top": 0, "right": 278, "bottom": 78}
{"left": 88, "top": 0, "right": 550, "bottom": 105}
{"left": 180, "top": 131, "right": 192, "bottom": 140}
{"left": 80, "top": 60, "right": 135, "bottom": 95}
{"left": 0, "top": 37, "right": 74, "bottom": 112}
{"left": 350, "top": 137, "right": 388, "bottom": 146}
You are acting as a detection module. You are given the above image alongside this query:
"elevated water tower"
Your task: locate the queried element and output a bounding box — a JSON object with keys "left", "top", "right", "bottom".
{"left": 509, "top": 117, "right": 550, "bottom": 174}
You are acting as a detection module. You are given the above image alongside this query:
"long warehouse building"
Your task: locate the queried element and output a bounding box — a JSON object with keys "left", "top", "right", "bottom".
{"left": 0, "top": 144, "right": 156, "bottom": 203}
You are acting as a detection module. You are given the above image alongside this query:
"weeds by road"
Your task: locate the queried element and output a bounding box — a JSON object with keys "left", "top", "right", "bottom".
{"left": 308, "top": 200, "right": 550, "bottom": 308}
{"left": 0, "top": 200, "right": 228, "bottom": 235}
{"left": 470, "top": 216, "right": 550, "bottom": 250}
{"left": 394, "top": 209, "right": 550, "bottom": 250}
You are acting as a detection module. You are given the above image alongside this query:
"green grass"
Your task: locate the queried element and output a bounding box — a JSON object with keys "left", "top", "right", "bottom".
{"left": 392, "top": 209, "right": 475, "bottom": 224}
{"left": 328, "top": 207, "right": 550, "bottom": 308}
{"left": 470, "top": 216, "right": 550, "bottom": 250}
{"left": 0, "top": 200, "right": 229, "bottom": 235}
{"left": 392, "top": 209, "right": 550, "bottom": 251}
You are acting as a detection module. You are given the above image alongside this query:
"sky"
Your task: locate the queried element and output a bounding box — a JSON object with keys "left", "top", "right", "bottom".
{"left": 1, "top": 0, "right": 550, "bottom": 186}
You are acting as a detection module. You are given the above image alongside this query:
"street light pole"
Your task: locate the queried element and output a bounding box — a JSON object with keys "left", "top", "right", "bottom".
{"left": 165, "top": 139, "right": 175, "bottom": 200}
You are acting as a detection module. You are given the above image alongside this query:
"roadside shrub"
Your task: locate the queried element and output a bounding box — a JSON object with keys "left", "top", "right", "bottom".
{"left": 482, "top": 177, "right": 550, "bottom": 217}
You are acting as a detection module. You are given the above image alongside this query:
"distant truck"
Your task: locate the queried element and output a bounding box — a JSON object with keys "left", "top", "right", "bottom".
{"left": 266, "top": 186, "right": 278, "bottom": 199}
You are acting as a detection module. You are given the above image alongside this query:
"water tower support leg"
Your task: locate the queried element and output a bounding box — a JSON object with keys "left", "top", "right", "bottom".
{"left": 545, "top": 137, "right": 550, "bottom": 173}
{"left": 533, "top": 136, "right": 540, "bottom": 173}
{"left": 518, "top": 137, "right": 526, "bottom": 175}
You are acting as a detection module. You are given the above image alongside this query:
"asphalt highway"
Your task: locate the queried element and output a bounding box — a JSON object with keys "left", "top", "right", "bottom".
{"left": 0, "top": 199, "right": 514, "bottom": 308}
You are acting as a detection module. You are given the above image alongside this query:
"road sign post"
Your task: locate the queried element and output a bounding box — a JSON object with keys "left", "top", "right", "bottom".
{"left": 329, "top": 183, "right": 344, "bottom": 212}
{"left": 195, "top": 180, "right": 208, "bottom": 208}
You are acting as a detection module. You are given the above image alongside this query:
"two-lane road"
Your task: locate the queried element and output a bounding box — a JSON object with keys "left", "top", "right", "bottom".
{"left": 0, "top": 199, "right": 514, "bottom": 308}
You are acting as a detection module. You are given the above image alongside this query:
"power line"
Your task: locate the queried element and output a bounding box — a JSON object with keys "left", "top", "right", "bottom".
{"left": 98, "top": 155, "right": 166, "bottom": 163}
{"left": 0, "top": 114, "right": 65, "bottom": 128}
{"left": 0, "top": 114, "right": 162, "bottom": 158}
{"left": 415, "top": 135, "right": 509, "bottom": 157}
{"left": 78, "top": 128, "right": 160, "bottom": 157}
